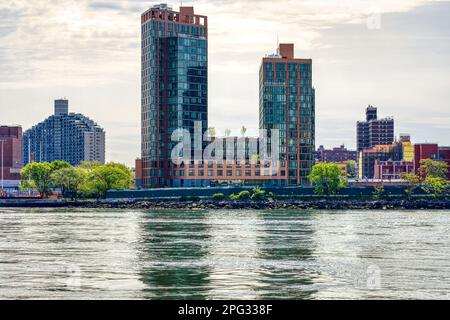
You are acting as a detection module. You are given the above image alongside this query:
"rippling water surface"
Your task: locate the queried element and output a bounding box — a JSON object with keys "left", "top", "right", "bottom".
{"left": 0, "top": 208, "right": 449, "bottom": 300}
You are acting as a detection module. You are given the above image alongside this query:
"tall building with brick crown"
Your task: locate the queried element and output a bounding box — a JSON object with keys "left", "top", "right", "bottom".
{"left": 260, "top": 44, "right": 315, "bottom": 185}
{"left": 140, "top": 5, "right": 315, "bottom": 188}
{"left": 141, "top": 4, "right": 208, "bottom": 188}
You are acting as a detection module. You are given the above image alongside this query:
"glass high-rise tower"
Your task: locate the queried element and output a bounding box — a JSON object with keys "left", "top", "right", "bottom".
{"left": 260, "top": 44, "right": 315, "bottom": 185}
{"left": 141, "top": 4, "right": 208, "bottom": 188}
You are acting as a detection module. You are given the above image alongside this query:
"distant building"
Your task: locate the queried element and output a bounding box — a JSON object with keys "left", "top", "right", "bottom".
{"left": 359, "top": 135, "right": 450, "bottom": 181}
{"left": 357, "top": 106, "right": 394, "bottom": 151}
{"left": 316, "top": 145, "right": 357, "bottom": 163}
{"left": 374, "top": 160, "right": 414, "bottom": 181}
{"left": 413, "top": 143, "right": 439, "bottom": 175}
{"left": 359, "top": 144, "right": 395, "bottom": 179}
{"left": 439, "top": 147, "right": 450, "bottom": 180}
{"left": 396, "top": 134, "right": 415, "bottom": 162}
{"left": 359, "top": 135, "right": 415, "bottom": 180}
{"left": 0, "top": 126, "right": 23, "bottom": 188}
{"left": 23, "top": 99, "right": 105, "bottom": 166}
{"left": 414, "top": 144, "right": 450, "bottom": 180}
{"left": 335, "top": 162, "right": 349, "bottom": 177}
{"left": 135, "top": 158, "right": 143, "bottom": 189}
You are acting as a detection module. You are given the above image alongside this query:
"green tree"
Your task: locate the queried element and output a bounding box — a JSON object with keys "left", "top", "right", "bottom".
{"left": 400, "top": 173, "right": 421, "bottom": 199}
{"left": 372, "top": 186, "right": 385, "bottom": 200}
{"left": 345, "top": 160, "right": 356, "bottom": 178}
{"left": 78, "top": 161, "right": 102, "bottom": 172}
{"left": 104, "top": 162, "right": 134, "bottom": 179}
{"left": 422, "top": 177, "right": 449, "bottom": 198}
{"left": 308, "top": 163, "right": 348, "bottom": 196}
{"left": 78, "top": 163, "right": 133, "bottom": 199}
{"left": 419, "top": 159, "right": 448, "bottom": 179}
{"left": 51, "top": 167, "right": 86, "bottom": 200}
{"left": 20, "top": 162, "right": 54, "bottom": 197}
{"left": 50, "top": 160, "right": 72, "bottom": 171}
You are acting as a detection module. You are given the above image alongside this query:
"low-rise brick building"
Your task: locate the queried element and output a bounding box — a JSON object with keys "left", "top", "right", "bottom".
{"left": 316, "top": 145, "right": 357, "bottom": 163}
{"left": 0, "top": 126, "right": 23, "bottom": 188}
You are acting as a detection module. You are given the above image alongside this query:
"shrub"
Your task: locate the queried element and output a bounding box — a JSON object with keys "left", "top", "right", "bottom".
{"left": 229, "top": 193, "right": 239, "bottom": 201}
{"left": 180, "top": 196, "right": 201, "bottom": 202}
{"left": 238, "top": 191, "right": 251, "bottom": 200}
{"left": 372, "top": 186, "right": 385, "bottom": 200}
{"left": 400, "top": 173, "right": 421, "bottom": 199}
{"left": 212, "top": 193, "right": 226, "bottom": 200}
{"left": 251, "top": 188, "right": 266, "bottom": 201}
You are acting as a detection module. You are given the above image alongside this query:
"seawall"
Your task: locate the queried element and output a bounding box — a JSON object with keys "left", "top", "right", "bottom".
{"left": 1, "top": 199, "right": 450, "bottom": 210}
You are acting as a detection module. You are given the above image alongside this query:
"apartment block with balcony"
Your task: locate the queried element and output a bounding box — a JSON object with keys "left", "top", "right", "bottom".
{"left": 23, "top": 99, "right": 105, "bottom": 166}
{"left": 357, "top": 106, "right": 394, "bottom": 152}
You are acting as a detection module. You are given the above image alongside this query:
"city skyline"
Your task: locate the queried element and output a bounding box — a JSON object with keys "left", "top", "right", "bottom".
{"left": 1, "top": 0, "right": 450, "bottom": 167}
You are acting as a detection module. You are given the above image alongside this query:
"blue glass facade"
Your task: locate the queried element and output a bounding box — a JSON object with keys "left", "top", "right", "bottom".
{"left": 141, "top": 6, "right": 208, "bottom": 188}
{"left": 260, "top": 45, "right": 315, "bottom": 185}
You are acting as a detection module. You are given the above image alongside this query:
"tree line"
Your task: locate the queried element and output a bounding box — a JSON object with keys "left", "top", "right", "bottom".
{"left": 20, "top": 161, "right": 134, "bottom": 199}
{"left": 19, "top": 159, "right": 448, "bottom": 200}
{"left": 308, "top": 159, "right": 449, "bottom": 198}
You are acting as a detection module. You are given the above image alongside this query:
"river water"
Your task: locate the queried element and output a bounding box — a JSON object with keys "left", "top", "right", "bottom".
{"left": 0, "top": 208, "right": 449, "bottom": 300}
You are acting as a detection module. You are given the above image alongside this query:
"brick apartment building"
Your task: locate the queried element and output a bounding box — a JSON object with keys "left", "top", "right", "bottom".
{"left": 357, "top": 106, "right": 394, "bottom": 152}
{"left": 316, "top": 145, "right": 357, "bottom": 163}
{"left": 414, "top": 144, "right": 450, "bottom": 180}
{"left": 0, "top": 126, "right": 23, "bottom": 188}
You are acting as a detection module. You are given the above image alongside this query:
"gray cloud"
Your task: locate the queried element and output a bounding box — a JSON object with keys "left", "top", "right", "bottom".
{"left": 1, "top": 0, "right": 448, "bottom": 167}
{"left": 0, "top": 9, "right": 20, "bottom": 37}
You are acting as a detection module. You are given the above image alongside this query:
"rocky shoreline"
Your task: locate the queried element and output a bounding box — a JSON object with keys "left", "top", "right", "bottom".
{"left": 2, "top": 198, "right": 450, "bottom": 210}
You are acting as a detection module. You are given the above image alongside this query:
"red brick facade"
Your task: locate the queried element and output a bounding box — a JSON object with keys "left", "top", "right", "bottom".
{"left": 0, "top": 126, "right": 23, "bottom": 183}
{"left": 374, "top": 160, "right": 414, "bottom": 181}
{"left": 413, "top": 144, "right": 450, "bottom": 180}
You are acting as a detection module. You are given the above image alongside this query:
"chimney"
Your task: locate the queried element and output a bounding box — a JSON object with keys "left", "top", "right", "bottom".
{"left": 277, "top": 43, "right": 294, "bottom": 59}
{"left": 180, "top": 6, "right": 194, "bottom": 23}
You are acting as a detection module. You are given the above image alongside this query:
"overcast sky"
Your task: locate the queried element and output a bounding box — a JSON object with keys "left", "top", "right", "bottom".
{"left": 1, "top": 0, "right": 449, "bottom": 167}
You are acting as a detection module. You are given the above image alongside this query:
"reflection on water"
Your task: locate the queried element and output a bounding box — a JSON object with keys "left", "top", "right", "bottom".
{"left": 0, "top": 208, "right": 449, "bottom": 300}
{"left": 257, "top": 211, "right": 317, "bottom": 300}
{"left": 137, "top": 211, "right": 211, "bottom": 300}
